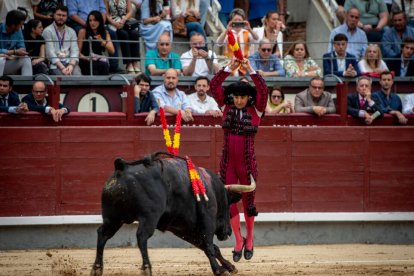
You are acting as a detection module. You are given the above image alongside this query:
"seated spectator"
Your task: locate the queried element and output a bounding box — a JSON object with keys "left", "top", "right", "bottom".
{"left": 344, "top": 0, "right": 389, "bottom": 43}
{"left": 23, "top": 19, "right": 49, "bottom": 75}
{"left": 402, "top": 93, "right": 414, "bottom": 114}
{"left": 347, "top": 76, "right": 382, "bottom": 125}
{"left": 22, "top": 80, "right": 70, "bottom": 122}
{"left": 145, "top": 32, "right": 182, "bottom": 76}
{"left": 187, "top": 76, "right": 222, "bottom": 117}
{"left": 265, "top": 85, "right": 293, "bottom": 114}
{"left": 323, "top": 33, "right": 359, "bottom": 78}
{"left": 358, "top": 44, "right": 389, "bottom": 77}
{"left": 67, "top": 0, "right": 121, "bottom": 73}
{"left": 216, "top": 8, "right": 259, "bottom": 76}
{"left": 248, "top": 38, "right": 285, "bottom": 77}
{"left": 327, "top": 7, "right": 368, "bottom": 60}
{"left": 386, "top": 37, "right": 414, "bottom": 77}
{"left": 294, "top": 77, "right": 336, "bottom": 116}
{"left": 391, "top": 0, "right": 414, "bottom": 27}
{"left": 43, "top": 5, "right": 82, "bottom": 75}
{"left": 381, "top": 11, "right": 414, "bottom": 58}
{"left": 181, "top": 32, "right": 219, "bottom": 76}
{"left": 372, "top": 71, "right": 408, "bottom": 124}
{"left": 133, "top": 73, "right": 159, "bottom": 125}
{"left": 171, "top": 0, "right": 207, "bottom": 40}
{"left": 284, "top": 42, "right": 322, "bottom": 78}
{"left": 0, "top": 10, "right": 32, "bottom": 76}
{"left": 33, "top": 0, "right": 64, "bottom": 28}
{"left": 152, "top": 68, "right": 193, "bottom": 122}
{"left": 0, "top": 75, "right": 28, "bottom": 114}
{"left": 77, "top": 10, "right": 115, "bottom": 75}
{"left": 251, "top": 10, "right": 284, "bottom": 58}
{"left": 105, "top": 0, "right": 141, "bottom": 74}
{"left": 140, "top": 0, "right": 173, "bottom": 50}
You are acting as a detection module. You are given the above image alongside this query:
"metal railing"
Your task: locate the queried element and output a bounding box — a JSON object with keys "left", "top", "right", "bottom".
{"left": 2, "top": 37, "right": 413, "bottom": 79}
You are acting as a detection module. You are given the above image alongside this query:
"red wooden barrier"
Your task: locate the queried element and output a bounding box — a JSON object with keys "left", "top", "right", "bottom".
{"left": 0, "top": 126, "right": 413, "bottom": 217}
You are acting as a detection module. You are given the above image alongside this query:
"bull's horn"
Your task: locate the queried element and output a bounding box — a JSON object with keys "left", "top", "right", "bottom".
{"left": 225, "top": 175, "right": 256, "bottom": 193}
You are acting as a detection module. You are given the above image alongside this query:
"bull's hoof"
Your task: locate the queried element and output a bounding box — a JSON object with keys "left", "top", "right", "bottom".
{"left": 141, "top": 264, "right": 152, "bottom": 276}
{"left": 220, "top": 271, "right": 231, "bottom": 276}
{"left": 90, "top": 264, "right": 103, "bottom": 276}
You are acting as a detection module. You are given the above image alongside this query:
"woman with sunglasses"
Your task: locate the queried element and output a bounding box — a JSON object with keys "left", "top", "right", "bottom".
{"left": 265, "top": 85, "right": 293, "bottom": 114}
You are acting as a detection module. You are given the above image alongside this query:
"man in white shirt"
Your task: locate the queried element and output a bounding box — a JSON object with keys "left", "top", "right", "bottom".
{"left": 403, "top": 93, "right": 414, "bottom": 114}
{"left": 180, "top": 33, "right": 219, "bottom": 77}
{"left": 187, "top": 76, "right": 222, "bottom": 117}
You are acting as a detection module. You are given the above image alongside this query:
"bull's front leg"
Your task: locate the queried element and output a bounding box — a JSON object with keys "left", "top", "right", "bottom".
{"left": 202, "top": 237, "right": 230, "bottom": 275}
{"left": 213, "top": 244, "right": 237, "bottom": 274}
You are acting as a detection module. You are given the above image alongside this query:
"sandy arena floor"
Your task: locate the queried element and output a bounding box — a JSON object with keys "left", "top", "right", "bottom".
{"left": 0, "top": 244, "right": 413, "bottom": 275}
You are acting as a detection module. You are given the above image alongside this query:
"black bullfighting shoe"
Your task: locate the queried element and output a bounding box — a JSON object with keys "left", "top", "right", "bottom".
{"left": 244, "top": 245, "right": 254, "bottom": 260}
{"left": 232, "top": 238, "right": 245, "bottom": 262}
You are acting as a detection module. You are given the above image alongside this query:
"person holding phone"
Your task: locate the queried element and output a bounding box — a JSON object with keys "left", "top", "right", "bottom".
{"left": 180, "top": 32, "right": 219, "bottom": 76}
{"left": 216, "top": 8, "right": 259, "bottom": 76}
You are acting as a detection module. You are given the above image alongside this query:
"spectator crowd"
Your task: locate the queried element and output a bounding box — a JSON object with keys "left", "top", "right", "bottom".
{"left": 1, "top": 0, "right": 414, "bottom": 124}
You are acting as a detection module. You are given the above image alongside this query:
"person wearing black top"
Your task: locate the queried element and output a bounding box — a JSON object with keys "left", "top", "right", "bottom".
{"left": 77, "top": 10, "right": 115, "bottom": 75}
{"left": 23, "top": 19, "right": 48, "bottom": 75}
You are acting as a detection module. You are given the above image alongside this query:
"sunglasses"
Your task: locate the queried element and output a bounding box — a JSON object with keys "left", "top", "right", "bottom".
{"left": 261, "top": 48, "right": 272, "bottom": 52}
{"left": 272, "top": 95, "right": 282, "bottom": 99}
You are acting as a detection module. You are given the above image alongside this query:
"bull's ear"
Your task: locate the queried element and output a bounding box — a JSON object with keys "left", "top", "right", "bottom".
{"left": 226, "top": 190, "right": 242, "bottom": 205}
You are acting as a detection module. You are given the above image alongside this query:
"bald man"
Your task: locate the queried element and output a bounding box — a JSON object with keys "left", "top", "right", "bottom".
{"left": 152, "top": 68, "right": 193, "bottom": 122}
{"left": 22, "top": 81, "right": 70, "bottom": 122}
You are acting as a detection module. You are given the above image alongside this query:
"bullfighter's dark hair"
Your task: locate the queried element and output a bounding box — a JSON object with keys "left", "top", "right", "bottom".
{"left": 224, "top": 81, "right": 256, "bottom": 106}
{"left": 0, "top": 75, "right": 13, "bottom": 87}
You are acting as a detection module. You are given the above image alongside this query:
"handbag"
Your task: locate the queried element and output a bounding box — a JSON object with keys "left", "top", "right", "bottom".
{"left": 184, "top": 14, "right": 200, "bottom": 23}
{"left": 172, "top": 15, "right": 187, "bottom": 37}
{"left": 123, "top": 18, "right": 140, "bottom": 31}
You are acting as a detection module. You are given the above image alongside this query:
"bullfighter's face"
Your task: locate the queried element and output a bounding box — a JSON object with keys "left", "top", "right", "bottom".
{"left": 233, "top": 95, "right": 248, "bottom": 109}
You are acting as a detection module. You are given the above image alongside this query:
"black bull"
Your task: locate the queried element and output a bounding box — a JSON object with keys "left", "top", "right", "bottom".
{"left": 91, "top": 152, "right": 256, "bottom": 276}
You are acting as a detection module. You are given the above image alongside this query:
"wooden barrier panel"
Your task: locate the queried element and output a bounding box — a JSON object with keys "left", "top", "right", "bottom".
{"left": 0, "top": 126, "right": 413, "bottom": 217}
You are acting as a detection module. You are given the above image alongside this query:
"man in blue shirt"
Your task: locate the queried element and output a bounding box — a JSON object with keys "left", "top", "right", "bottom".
{"left": 0, "top": 10, "right": 32, "bottom": 76}
{"left": 372, "top": 71, "right": 408, "bottom": 124}
{"left": 327, "top": 7, "right": 368, "bottom": 60}
{"left": 248, "top": 38, "right": 285, "bottom": 77}
{"left": 152, "top": 68, "right": 193, "bottom": 122}
{"left": 134, "top": 73, "right": 159, "bottom": 125}
{"left": 381, "top": 11, "right": 414, "bottom": 58}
